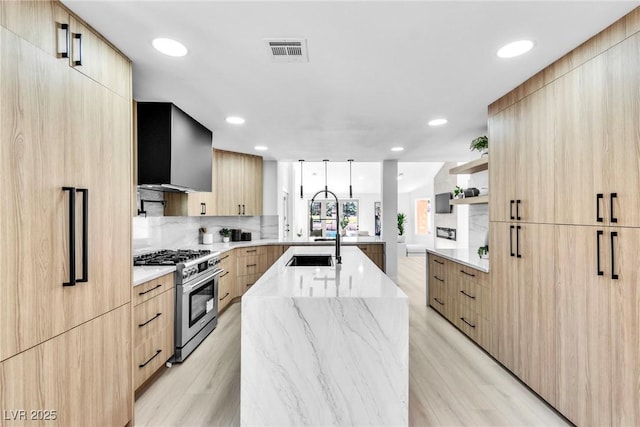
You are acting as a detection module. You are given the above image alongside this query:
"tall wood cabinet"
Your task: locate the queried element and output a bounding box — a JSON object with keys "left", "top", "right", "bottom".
{"left": 489, "top": 8, "right": 640, "bottom": 426}
{"left": 214, "top": 149, "right": 263, "bottom": 216}
{"left": 1, "top": 2, "right": 132, "bottom": 425}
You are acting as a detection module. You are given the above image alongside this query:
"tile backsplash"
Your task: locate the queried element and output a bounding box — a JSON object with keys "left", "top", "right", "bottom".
{"left": 134, "top": 189, "right": 263, "bottom": 252}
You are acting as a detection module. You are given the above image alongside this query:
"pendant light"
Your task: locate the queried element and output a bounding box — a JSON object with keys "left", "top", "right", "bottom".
{"left": 347, "top": 159, "right": 354, "bottom": 198}
{"left": 299, "top": 160, "right": 304, "bottom": 199}
{"left": 323, "top": 159, "right": 329, "bottom": 198}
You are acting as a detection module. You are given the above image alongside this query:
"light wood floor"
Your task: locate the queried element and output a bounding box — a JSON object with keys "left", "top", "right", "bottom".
{"left": 135, "top": 256, "right": 570, "bottom": 426}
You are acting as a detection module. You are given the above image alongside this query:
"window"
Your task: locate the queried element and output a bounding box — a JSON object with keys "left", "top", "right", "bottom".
{"left": 309, "top": 199, "right": 359, "bottom": 238}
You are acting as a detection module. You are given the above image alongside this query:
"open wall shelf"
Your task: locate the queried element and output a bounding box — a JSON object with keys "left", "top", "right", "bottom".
{"left": 449, "top": 195, "right": 489, "bottom": 205}
{"left": 449, "top": 157, "right": 488, "bottom": 175}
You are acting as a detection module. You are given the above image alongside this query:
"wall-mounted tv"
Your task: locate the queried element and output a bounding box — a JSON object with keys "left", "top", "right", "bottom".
{"left": 435, "top": 192, "right": 453, "bottom": 214}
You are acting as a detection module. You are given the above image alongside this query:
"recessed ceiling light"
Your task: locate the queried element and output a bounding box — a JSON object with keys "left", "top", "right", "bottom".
{"left": 428, "top": 118, "right": 448, "bottom": 126}
{"left": 391, "top": 147, "right": 404, "bottom": 152}
{"left": 497, "top": 40, "right": 534, "bottom": 58}
{"left": 152, "top": 38, "right": 188, "bottom": 57}
{"left": 254, "top": 146, "right": 268, "bottom": 151}
{"left": 225, "top": 116, "right": 245, "bottom": 125}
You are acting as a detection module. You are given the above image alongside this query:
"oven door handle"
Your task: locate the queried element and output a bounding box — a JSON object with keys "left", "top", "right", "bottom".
{"left": 182, "top": 269, "right": 224, "bottom": 292}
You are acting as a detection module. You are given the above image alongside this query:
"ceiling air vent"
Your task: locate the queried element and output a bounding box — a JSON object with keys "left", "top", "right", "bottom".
{"left": 264, "top": 38, "right": 309, "bottom": 63}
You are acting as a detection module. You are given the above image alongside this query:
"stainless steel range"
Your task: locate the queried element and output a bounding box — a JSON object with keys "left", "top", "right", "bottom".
{"left": 134, "top": 249, "right": 223, "bottom": 362}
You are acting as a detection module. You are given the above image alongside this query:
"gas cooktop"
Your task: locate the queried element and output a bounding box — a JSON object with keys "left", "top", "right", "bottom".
{"left": 133, "top": 249, "right": 212, "bottom": 266}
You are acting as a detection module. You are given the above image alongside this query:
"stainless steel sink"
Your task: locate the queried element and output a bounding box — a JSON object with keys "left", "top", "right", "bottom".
{"left": 286, "top": 255, "right": 334, "bottom": 267}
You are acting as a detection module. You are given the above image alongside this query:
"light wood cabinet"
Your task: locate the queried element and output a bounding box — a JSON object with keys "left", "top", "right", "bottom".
{"left": 490, "top": 223, "right": 556, "bottom": 404}
{"left": 164, "top": 191, "right": 215, "bottom": 216}
{"left": 213, "top": 149, "right": 263, "bottom": 216}
{"left": 488, "top": 85, "right": 555, "bottom": 224}
{"left": 1, "top": 4, "right": 132, "bottom": 424}
{"left": 356, "top": 244, "right": 385, "bottom": 272}
{"left": 556, "top": 226, "right": 640, "bottom": 426}
{"left": 554, "top": 34, "right": 640, "bottom": 228}
{"left": 218, "top": 250, "right": 237, "bottom": 312}
{"left": 1, "top": 304, "right": 132, "bottom": 427}
{"left": 133, "top": 274, "right": 174, "bottom": 391}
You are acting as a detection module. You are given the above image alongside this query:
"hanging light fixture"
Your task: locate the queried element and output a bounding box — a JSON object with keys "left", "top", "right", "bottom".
{"left": 299, "top": 160, "right": 304, "bottom": 199}
{"left": 323, "top": 159, "right": 329, "bottom": 198}
{"left": 347, "top": 159, "right": 354, "bottom": 198}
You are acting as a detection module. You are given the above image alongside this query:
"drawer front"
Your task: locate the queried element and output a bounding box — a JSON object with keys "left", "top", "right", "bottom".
{"left": 237, "top": 255, "right": 267, "bottom": 276}
{"left": 134, "top": 273, "right": 174, "bottom": 306}
{"left": 134, "top": 328, "right": 173, "bottom": 390}
{"left": 429, "top": 255, "right": 447, "bottom": 278}
{"left": 457, "top": 310, "right": 489, "bottom": 348}
{"left": 457, "top": 278, "right": 488, "bottom": 318}
{"left": 237, "top": 246, "right": 267, "bottom": 257}
{"left": 134, "top": 289, "right": 174, "bottom": 344}
{"left": 218, "top": 272, "right": 234, "bottom": 312}
{"left": 219, "top": 250, "right": 235, "bottom": 268}
{"left": 357, "top": 244, "right": 383, "bottom": 254}
{"left": 456, "top": 264, "right": 488, "bottom": 287}
{"left": 237, "top": 273, "right": 261, "bottom": 296}
{"left": 456, "top": 304, "right": 479, "bottom": 335}
{"left": 429, "top": 280, "right": 446, "bottom": 315}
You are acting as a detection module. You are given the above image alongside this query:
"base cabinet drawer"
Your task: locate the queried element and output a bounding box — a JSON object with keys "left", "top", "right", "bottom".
{"left": 218, "top": 272, "right": 234, "bottom": 312}
{"left": 237, "top": 273, "right": 261, "bottom": 295}
{"left": 134, "top": 328, "right": 173, "bottom": 390}
{"left": 134, "top": 288, "right": 174, "bottom": 345}
{"left": 134, "top": 273, "right": 174, "bottom": 306}
{"left": 236, "top": 254, "right": 268, "bottom": 276}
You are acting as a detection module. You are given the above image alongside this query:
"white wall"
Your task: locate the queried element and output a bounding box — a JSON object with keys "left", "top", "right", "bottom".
{"left": 262, "top": 160, "right": 278, "bottom": 215}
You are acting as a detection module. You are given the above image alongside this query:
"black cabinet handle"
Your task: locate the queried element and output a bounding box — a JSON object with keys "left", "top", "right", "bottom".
{"left": 516, "top": 225, "right": 522, "bottom": 258}
{"left": 238, "top": 204, "right": 241, "bottom": 215}
{"left": 460, "top": 270, "right": 476, "bottom": 277}
{"left": 246, "top": 249, "right": 257, "bottom": 253}
{"left": 57, "top": 23, "right": 69, "bottom": 58}
{"left": 63, "top": 187, "right": 76, "bottom": 286}
{"left": 247, "top": 263, "right": 257, "bottom": 267}
{"left": 200, "top": 202, "right": 206, "bottom": 215}
{"left": 596, "top": 230, "right": 604, "bottom": 276}
{"left": 219, "top": 292, "right": 230, "bottom": 301}
{"left": 460, "top": 290, "right": 476, "bottom": 300}
{"left": 221, "top": 254, "right": 230, "bottom": 261}
{"left": 242, "top": 204, "right": 245, "bottom": 215}
{"left": 611, "top": 231, "right": 619, "bottom": 280}
{"left": 610, "top": 193, "right": 618, "bottom": 223}
{"left": 596, "top": 193, "right": 604, "bottom": 223}
{"left": 516, "top": 200, "right": 521, "bottom": 221}
{"left": 220, "top": 271, "right": 230, "bottom": 278}
{"left": 433, "top": 259, "right": 444, "bottom": 265}
{"left": 509, "top": 225, "right": 515, "bottom": 257}
{"left": 77, "top": 188, "right": 88, "bottom": 283}
{"left": 460, "top": 317, "right": 476, "bottom": 328}
{"left": 510, "top": 200, "right": 515, "bottom": 220}
{"left": 139, "top": 284, "right": 162, "bottom": 296}
{"left": 139, "top": 350, "right": 162, "bottom": 368}
{"left": 433, "top": 298, "right": 444, "bottom": 306}
{"left": 72, "top": 33, "right": 82, "bottom": 66}
{"left": 138, "top": 313, "right": 162, "bottom": 328}
{"left": 433, "top": 275, "right": 444, "bottom": 282}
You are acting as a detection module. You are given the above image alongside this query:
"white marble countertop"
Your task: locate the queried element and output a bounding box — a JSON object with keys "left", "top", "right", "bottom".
{"left": 133, "top": 266, "right": 176, "bottom": 286}
{"left": 426, "top": 247, "right": 489, "bottom": 273}
{"left": 245, "top": 245, "right": 405, "bottom": 299}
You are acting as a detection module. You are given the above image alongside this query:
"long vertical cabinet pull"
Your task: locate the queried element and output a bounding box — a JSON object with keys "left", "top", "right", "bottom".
{"left": 596, "top": 193, "right": 604, "bottom": 222}
{"left": 200, "top": 203, "right": 206, "bottom": 215}
{"left": 509, "top": 225, "right": 515, "bottom": 257}
{"left": 56, "top": 23, "right": 69, "bottom": 58}
{"left": 516, "top": 226, "right": 522, "bottom": 258}
{"left": 77, "top": 188, "right": 89, "bottom": 283}
{"left": 63, "top": 187, "right": 76, "bottom": 286}
{"left": 596, "top": 230, "right": 604, "bottom": 276}
{"left": 242, "top": 204, "right": 245, "bottom": 215}
{"left": 610, "top": 193, "right": 618, "bottom": 223}
{"left": 611, "top": 231, "right": 619, "bottom": 280}
{"left": 510, "top": 200, "right": 515, "bottom": 220}
{"left": 72, "top": 33, "right": 82, "bottom": 66}
{"left": 516, "top": 200, "right": 521, "bottom": 221}
{"left": 238, "top": 204, "right": 241, "bottom": 215}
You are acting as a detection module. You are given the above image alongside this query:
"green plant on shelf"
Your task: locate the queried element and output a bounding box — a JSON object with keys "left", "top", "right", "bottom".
{"left": 219, "top": 228, "right": 231, "bottom": 237}
{"left": 453, "top": 186, "right": 464, "bottom": 198}
{"left": 470, "top": 135, "right": 488, "bottom": 153}
{"left": 477, "top": 245, "right": 489, "bottom": 259}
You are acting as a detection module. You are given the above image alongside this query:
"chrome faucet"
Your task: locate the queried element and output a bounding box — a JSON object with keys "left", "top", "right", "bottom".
{"left": 310, "top": 189, "right": 342, "bottom": 264}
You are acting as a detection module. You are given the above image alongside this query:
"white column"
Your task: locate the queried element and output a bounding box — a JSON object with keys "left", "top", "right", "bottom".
{"left": 382, "top": 160, "right": 398, "bottom": 282}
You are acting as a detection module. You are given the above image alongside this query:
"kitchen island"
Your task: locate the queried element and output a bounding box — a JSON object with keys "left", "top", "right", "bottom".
{"left": 241, "top": 246, "right": 408, "bottom": 426}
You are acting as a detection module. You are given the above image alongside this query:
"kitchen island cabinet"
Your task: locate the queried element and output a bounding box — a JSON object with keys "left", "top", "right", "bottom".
{"left": 241, "top": 246, "right": 408, "bottom": 426}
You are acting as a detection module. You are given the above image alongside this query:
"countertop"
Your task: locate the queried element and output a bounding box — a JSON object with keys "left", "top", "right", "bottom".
{"left": 244, "top": 245, "right": 405, "bottom": 299}
{"left": 426, "top": 247, "right": 489, "bottom": 273}
{"left": 133, "top": 266, "right": 176, "bottom": 286}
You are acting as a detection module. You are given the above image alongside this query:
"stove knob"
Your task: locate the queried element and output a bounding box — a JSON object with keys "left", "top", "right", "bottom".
{"left": 182, "top": 270, "right": 189, "bottom": 278}
{"left": 208, "top": 259, "right": 215, "bottom": 267}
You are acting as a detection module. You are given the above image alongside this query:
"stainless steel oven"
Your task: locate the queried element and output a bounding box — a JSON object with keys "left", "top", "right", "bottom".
{"left": 174, "top": 254, "right": 223, "bottom": 362}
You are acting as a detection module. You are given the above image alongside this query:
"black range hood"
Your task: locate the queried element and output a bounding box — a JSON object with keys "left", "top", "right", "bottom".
{"left": 137, "top": 102, "right": 212, "bottom": 192}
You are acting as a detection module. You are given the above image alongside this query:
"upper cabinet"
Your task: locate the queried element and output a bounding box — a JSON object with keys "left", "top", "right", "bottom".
{"left": 489, "top": 85, "right": 555, "bottom": 224}
{"left": 214, "top": 149, "right": 263, "bottom": 216}
{"left": 554, "top": 34, "right": 640, "bottom": 227}
{"left": 164, "top": 192, "right": 215, "bottom": 216}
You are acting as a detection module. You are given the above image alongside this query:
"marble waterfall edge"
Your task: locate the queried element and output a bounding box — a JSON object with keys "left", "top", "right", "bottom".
{"left": 241, "top": 246, "right": 408, "bottom": 426}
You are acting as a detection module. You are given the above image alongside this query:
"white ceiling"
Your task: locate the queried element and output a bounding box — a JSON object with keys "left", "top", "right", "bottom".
{"left": 63, "top": 1, "right": 638, "bottom": 162}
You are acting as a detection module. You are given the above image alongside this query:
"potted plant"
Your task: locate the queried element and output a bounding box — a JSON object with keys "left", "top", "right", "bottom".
{"left": 470, "top": 135, "right": 488, "bottom": 156}
{"left": 477, "top": 245, "right": 489, "bottom": 259}
{"left": 219, "top": 228, "right": 231, "bottom": 243}
{"left": 397, "top": 213, "right": 407, "bottom": 243}
{"left": 200, "top": 227, "right": 213, "bottom": 244}
{"left": 453, "top": 186, "right": 464, "bottom": 199}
